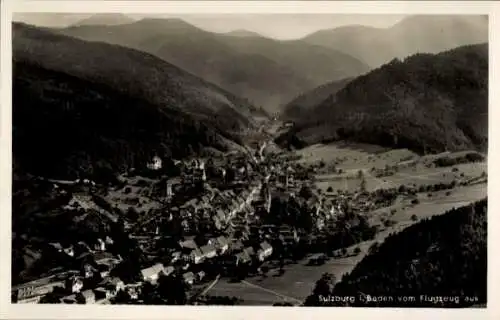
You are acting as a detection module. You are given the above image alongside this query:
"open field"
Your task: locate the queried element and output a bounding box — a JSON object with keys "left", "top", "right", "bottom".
{"left": 305, "top": 143, "right": 487, "bottom": 193}
{"left": 295, "top": 142, "right": 417, "bottom": 169}
{"left": 105, "top": 176, "right": 163, "bottom": 214}
{"left": 209, "top": 182, "right": 487, "bottom": 305}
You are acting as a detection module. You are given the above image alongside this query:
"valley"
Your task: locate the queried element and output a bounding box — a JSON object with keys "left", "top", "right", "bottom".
{"left": 10, "top": 13, "right": 488, "bottom": 308}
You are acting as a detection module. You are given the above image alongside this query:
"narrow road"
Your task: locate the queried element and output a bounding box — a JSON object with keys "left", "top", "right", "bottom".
{"left": 241, "top": 280, "right": 302, "bottom": 305}
{"left": 199, "top": 274, "right": 221, "bottom": 296}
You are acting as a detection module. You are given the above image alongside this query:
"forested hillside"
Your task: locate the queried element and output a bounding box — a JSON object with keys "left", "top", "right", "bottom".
{"left": 13, "top": 61, "right": 234, "bottom": 180}
{"left": 13, "top": 22, "right": 260, "bottom": 136}
{"left": 281, "top": 77, "right": 353, "bottom": 120}
{"left": 305, "top": 198, "right": 487, "bottom": 307}
{"left": 277, "top": 44, "right": 488, "bottom": 154}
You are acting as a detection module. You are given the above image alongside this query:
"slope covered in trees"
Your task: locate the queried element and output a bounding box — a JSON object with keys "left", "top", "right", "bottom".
{"left": 277, "top": 44, "right": 488, "bottom": 154}
{"left": 13, "top": 61, "right": 236, "bottom": 180}
{"left": 305, "top": 198, "right": 487, "bottom": 307}
{"left": 13, "top": 22, "right": 260, "bottom": 136}
{"left": 57, "top": 18, "right": 370, "bottom": 113}
{"left": 281, "top": 77, "right": 353, "bottom": 120}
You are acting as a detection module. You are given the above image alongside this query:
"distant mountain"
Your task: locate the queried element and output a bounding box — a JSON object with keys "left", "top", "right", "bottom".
{"left": 276, "top": 44, "right": 488, "bottom": 154}
{"left": 305, "top": 198, "right": 487, "bottom": 307}
{"left": 56, "top": 18, "right": 370, "bottom": 113}
{"left": 224, "top": 29, "right": 263, "bottom": 38}
{"left": 72, "top": 13, "right": 136, "bottom": 26}
{"left": 13, "top": 23, "right": 257, "bottom": 180}
{"left": 281, "top": 77, "right": 353, "bottom": 120}
{"left": 303, "top": 15, "right": 488, "bottom": 68}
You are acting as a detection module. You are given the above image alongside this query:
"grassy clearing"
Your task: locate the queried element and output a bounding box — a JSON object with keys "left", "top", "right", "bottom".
{"left": 306, "top": 142, "right": 487, "bottom": 194}
{"left": 295, "top": 142, "right": 417, "bottom": 169}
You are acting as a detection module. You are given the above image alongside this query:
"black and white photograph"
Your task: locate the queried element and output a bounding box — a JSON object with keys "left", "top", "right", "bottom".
{"left": 2, "top": 0, "right": 496, "bottom": 316}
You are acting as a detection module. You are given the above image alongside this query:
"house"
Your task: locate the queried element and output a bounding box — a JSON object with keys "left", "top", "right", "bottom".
{"left": 197, "top": 271, "right": 206, "bottom": 282}
{"left": 200, "top": 244, "right": 217, "bottom": 259}
{"left": 147, "top": 156, "right": 163, "bottom": 171}
{"left": 105, "top": 236, "right": 114, "bottom": 245}
{"left": 13, "top": 277, "right": 66, "bottom": 303}
{"left": 127, "top": 287, "right": 139, "bottom": 300}
{"left": 183, "top": 272, "right": 195, "bottom": 285}
{"left": 178, "top": 239, "right": 198, "bottom": 251}
{"left": 216, "top": 209, "right": 226, "bottom": 222}
{"left": 243, "top": 246, "right": 255, "bottom": 258}
{"left": 105, "top": 277, "right": 125, "bottom": 296}
{"left": 163, "top": 265, "right": 175, "bottom": 276}
{"left": 76, "top": 241, "right": 92, "bottom": 253}
{"left": 48, "top": 242, "right": 63, "bottom": 252}
{"left": 94, "top": 238, "right": 106, "bottom": 251}
{"left": 316, "top": 218, "right": 325, "bottom": 230}
{"left": 82, "top": 262, "right": 97, "bottom": 279}
{"left": 94, "top": 287, "right": 112, "bottom": 301}
{"left": 79, "top": 289, "right": 96, "bottom": 304}
{"left": 171, "top": 251, "right": 182, "bottom": 263}
{"left": 235, "top": 251, "right": 252, "bottom": 266}
{"left": 69, "top": 277, "right": 84, "bottom": 293}
{"left": 257, "top": 241, "right": 273, "bottom": 261}
{"left": 230, "top": 240, "right": 244, "bottom": 252}
{"left": 189, "top": 248, "right": 204, "bottom": 264}
{"left": 141, "top": 263, "right": 164, "bottom": 283}
{"left": 215, "top": 236, "right": 229, "bottom": 254}
{"left": 61, "top": 294, "right": 77, "bottom": 304}
{"left": 213, "top": 215, "right": 223, "bottom": 230}
{"left": 63, "top": 245, "right": 75, "bottom": 257}
{"left": 93, "top": 252, "right": 121, "bottom": 267}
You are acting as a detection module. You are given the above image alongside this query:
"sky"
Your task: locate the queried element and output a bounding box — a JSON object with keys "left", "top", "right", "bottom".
{"left": 13, "top": 13, "right": 408, "bottom": 40}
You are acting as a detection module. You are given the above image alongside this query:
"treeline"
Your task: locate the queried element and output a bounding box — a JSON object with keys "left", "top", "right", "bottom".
{"left": 433, "top": 152, "right": 485, "bottom": 167}
{"left": 305, "top": 198, "right": 487, "bottom": 307}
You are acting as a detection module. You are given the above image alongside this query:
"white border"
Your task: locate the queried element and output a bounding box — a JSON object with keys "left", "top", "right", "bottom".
{"left": 1, "top": 1, "right": 499, "bottom": 320}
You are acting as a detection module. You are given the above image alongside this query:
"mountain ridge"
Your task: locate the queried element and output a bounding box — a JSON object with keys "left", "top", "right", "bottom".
{"left": 302, "top": 15, "right": 488, "bottom": 68}
{"left": 56, "top": 18, "right": 370, "bottom": 113}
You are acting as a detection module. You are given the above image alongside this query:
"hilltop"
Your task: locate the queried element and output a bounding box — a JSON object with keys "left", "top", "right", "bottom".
{"left": 303, "top": 15, "right": 488, "bottom": 68}
{"left": 277, "top": 43, "right": 488, "bottom": 154}
{"left": 72, "top": 13, "right": 136, "bottom": 27}
{"left": 57, "top": 18, "right": 370, "bottom": 113}
{"left": 305, "top": 198, "right": 487, "bottom": 307}
{"left": 224, "top": 29, "right": 263, "bottom": 38}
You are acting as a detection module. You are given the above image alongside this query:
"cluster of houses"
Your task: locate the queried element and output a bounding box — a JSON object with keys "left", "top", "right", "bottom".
{"left": 135, "top": 235, "right": 274, "bottom": 290}
{"left": 12, "top": 243, "right": 125, "bottom": 304}
{"left": 13, "top": 141, "right": 386, "bottom": 305}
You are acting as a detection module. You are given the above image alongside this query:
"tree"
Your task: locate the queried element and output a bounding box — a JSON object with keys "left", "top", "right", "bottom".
{"left": 304, "top": 272, "right": 337, "bottom": 306}
{"left": 158, "top": 274, "right": 188, "bottom": 305}
{"left": 360, "top": 177, "right": 367, "bottom": 192}
{"left": 357, "top": 170, "right": 364, "bottom": 179}
{"left": 299, "top": 185, "right": 313, "bottom": 200}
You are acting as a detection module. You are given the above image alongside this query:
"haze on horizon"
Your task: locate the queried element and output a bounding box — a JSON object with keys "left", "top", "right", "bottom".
{"left": 13, "top": 13, "right": 408, "bottom": 40}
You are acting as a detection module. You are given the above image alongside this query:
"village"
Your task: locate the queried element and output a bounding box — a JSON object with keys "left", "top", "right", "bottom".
{"left": 11, "top": 122, "right": 487, "bottom": 305}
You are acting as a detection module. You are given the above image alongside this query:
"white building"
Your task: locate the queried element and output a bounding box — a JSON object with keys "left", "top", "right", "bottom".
{"left": 147, "top": 156, "right": 162, "bottom": 170}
